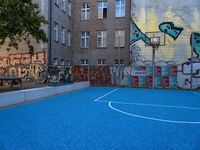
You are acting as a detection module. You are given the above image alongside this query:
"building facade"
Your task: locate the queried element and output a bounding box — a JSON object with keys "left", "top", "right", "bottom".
{"left": 49, "top": 0, "right": 73, "bottom": 66}
{"left": 72, "top": 0, "right": 131, "bottom": 66}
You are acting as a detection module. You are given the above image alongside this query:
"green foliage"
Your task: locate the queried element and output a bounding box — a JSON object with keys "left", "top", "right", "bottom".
{"left": 0, "top": 0, "right": 48, "bottom": 54}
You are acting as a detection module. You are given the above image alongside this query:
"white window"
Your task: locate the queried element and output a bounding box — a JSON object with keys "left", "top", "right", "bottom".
{"left": 81, "top": 31, "right": 90, "bottom": 48}
{"left": 68, "top": 0, "right": 72, "bottom": 17}
{"left": 61, "top": 59, "right": 65, "bottom": 65}
{"left": 115, "top": 59, "right": 124, "bottom": 65}
{"left": 115, "top": 30, "right": 125, "bottom": 47}
{"left": 61, "top": 0, "right": 66, "bottom": 11}
{"left": 80, "top": 59, "right": 89, "bottom": 65}
{"left": 98, "top": 59, "right": 106, "bottom": 65}
{"left": 55, "top": 0, "right": 60, "bottom": 7}
{"left": 97, "top": 31, "right": 107, "bottom": 48}
{"left": 115, "top": 0, "right": 125, "bottom": 17}
{"left": 53, "top": 58, "right": 58, "bottom": 65}
{"left": 98, "top": 2, "right": 107, "bottom": 19}
{"left": 81, "top": 3, "right": 90, "bottom": 20}
{"left": 67, "top": 30, "right": 71, "bottom": 47}
{"left": 61, "top": 26, "right": 66, "bottom": 44}
{"left": 54, "top": 22, "right": 59, "bottom": 42}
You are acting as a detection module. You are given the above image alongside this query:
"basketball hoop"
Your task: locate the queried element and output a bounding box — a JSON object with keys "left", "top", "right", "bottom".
{"left": 150, "top": 37, "right": 160, "bottom": 49}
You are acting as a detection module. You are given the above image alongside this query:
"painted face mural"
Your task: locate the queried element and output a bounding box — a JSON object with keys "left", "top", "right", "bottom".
{"left": 190, "top": 32, "right": 200, "bottom": 58}
{"left": 159, "top": 22, "right": 183, "bottom": 40}
{"left": 130, "top": 20, "right": 151, "bottom": 45}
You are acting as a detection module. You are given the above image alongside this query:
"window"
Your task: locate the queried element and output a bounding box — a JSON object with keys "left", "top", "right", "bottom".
{"left": 53, "top": 58, "right": 58, "bottom": 65}
{"left": 97, "top": 31, "right": 107, "bottom": 48}
{"left": 115, "top": 0, "right": 125, "bottom": 17}
{"left": 98, "top": 2, "right": 107, "bottom": 19}
{"left": 54, "top": 22, "right": 59, "bottom": 42}
{"left": 68, "top": 0, "right": 72, "bottom": 17}
{"left": 98, "top": 59, "right": 106, "bottom": 65}
{"left": 66, "top": 60, "right": 71, "bottom": 66}
{"left": 67, "top": 30, "right": 71, "bottom": 47}
{"left": 115, "top": 59, "right": 124, "bottom": 65}
{"left": 61, "top": 0, "right": 66, "bottom": 11}
{"left": 115, "top": 30, "right": 125, "bottom": 47}
{"left": 81, "top": 31, "right": 90, "bottom": 48}
{"left": 61, "top": 26, "right": 66, "bottom": 44}
{"left": 81, "top": 3, "right": 90, "bottom": 20}
{"left": 55, "top": 0, "right": 60, "bottom": 7}
{"left": 80, "top": 59, "right": 89, "bottom": 65}
{"left": 61, "top": 59, "right": 65, "bottom": 65}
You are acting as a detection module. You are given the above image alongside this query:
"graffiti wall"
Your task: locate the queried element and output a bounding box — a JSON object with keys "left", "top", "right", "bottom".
{"left": 72, "top": 66, "right": 111, "bottom": 86}
{"left": 0, "top": 51, "right": 46, "bottom": 81}
{"left": 130, "top": 0, "right": 200, "bottom": 89}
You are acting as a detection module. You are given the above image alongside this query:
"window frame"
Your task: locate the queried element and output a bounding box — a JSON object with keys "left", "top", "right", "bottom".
{"left": 98, "top": 1, "right": 108, "bottom": 19}
{"left": 115, "top": 30, "right": 125, "bottom": 47}
{"left": 61, "top": 26, "right": 66, "bottom": 45}
{"left": 97, "top": 59, "right": 106, "bottom": 65}
{"left": 97, "top": 31, "right": 107, "bottom": 48}
{"left": 81, "top": 31, "right": 90, "bottom": 48}
{"left": 81, "top": 3, "right": 90, "bottom": 20}
{"left": 68, "top": 0, "right": 72, "bottom": 17}
{"left": 54, "top": 22, "right": 59, "bottom": 42}
{"left": 115, "top": 0, "right": 125, "bottom": 17}
{"left": 80, "top": 59, "right": 89, "bottom": 65}
{"left": 67, "top": 30, "right": 71, "bottom": 47}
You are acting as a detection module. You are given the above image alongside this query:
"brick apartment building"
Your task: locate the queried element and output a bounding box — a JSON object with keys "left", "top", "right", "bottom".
{"left": 72, "top": 0, "right": 131, "bottom": 66}
{"left": 1, "top": 0, "right": 131, "bottom": 66}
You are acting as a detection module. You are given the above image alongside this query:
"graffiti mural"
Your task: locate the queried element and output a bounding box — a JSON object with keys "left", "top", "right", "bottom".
{"left": 47, "top": 66, "right": 72, "bottom": 84}
{"left": 130, "top": 0, "right": 200, "bottom": 89}
{"left": 159, "top": 22, "right": 184, "bottom": 40}
{"left": 72, "top": 66, "right": 111, "bottom": 86}
{"left": 190, "top": 32, "right": 200, "bottom": 58}
{"left": 0, "top": 51, "right": 46, "bottom": 81}
{"left": 130, "top": 19, "right": 151, "bottom": 45}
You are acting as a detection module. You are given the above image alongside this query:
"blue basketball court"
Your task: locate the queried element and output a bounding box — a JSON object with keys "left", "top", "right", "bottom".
{"left": 0, "top": 87, "right": 200, "bottom": 150}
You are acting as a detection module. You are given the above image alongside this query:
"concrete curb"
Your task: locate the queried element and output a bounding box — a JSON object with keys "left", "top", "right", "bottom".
{"left": 0, "top": 81, "right": 90, "bottom": 108}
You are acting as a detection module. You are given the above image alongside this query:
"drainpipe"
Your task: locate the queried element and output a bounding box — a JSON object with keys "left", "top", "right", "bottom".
{"left": 48, "top": 0, "right": 52, "bottom": 65}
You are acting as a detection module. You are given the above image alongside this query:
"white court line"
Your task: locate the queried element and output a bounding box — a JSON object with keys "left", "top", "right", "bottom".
{"left": 93, "top": 88, "right": 119, "bottom": 102}
{"left": 109, "top": 102, "right": 200, "bottom": 124}
{"left": 97, "top": 100, "right": 200, "bottom": 110}
{"left": 193, "top": 91, "right": 200, "bottom": 96}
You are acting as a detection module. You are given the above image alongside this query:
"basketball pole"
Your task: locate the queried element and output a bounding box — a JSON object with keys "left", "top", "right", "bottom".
{"left": 152, "top": 47, "right": 156, "bottom": 89}
{"left": 190, "top": 32, "right": 194, "bottom": 90}
{"left": 118, "top": 32, "right": 121, "bottom": 87}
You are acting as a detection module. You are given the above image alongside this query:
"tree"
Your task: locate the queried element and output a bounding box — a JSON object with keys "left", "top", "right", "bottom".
{"left": 0, "top": 0, "right": 48, "bottom": 54}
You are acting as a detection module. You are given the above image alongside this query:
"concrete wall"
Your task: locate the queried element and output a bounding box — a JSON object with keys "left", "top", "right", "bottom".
{"left": 0, "top": 81, "right": 90, "bottom": 108}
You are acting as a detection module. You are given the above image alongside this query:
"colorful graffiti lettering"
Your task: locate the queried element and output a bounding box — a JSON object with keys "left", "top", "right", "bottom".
{"left": 159, "top": 22, "right": 184, "bottom": 40}
{"left": 130, "top": 20, "right": 151, "bottom": 45}
{"left": 190, "top": 32, "right": 200, "bottom": 58}
{"left": 0, "top": 51, "right": 46, "bottom": 80}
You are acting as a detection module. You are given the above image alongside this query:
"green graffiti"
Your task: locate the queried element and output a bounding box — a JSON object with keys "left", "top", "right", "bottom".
{"left": 130, "top": 20, "right": 151, "bottom": 45}
{"left": 190, "top": 32, "right": 200, "bottom": 58}
{"left": 159, "top": 22, "right": 183, "bottom": 40}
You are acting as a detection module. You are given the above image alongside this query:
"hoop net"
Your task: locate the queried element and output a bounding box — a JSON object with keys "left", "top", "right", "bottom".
{"left": 150, "top": 37, "right": 160, "bottom": 49}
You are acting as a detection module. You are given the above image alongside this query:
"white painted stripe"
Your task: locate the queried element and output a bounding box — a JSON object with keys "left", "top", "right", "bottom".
{"left": 93, "top": 88, "right": 119, "bottom": 102}
{"left": 109, "top": 102, "right": 200, "bottom": 124}
{"left": 98, "top": 100, "right": 200, "bottom": 110}
{"left": 193, "top": 91, "right": 200, "bottom": 96}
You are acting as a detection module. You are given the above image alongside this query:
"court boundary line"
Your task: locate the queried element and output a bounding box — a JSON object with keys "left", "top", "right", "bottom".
{"left": 97, "top": 100, "right": 200, "bottom": 110}
{"left": 93, "top": 88, "right": 119, "bottom": 102}
{"left": 193, "top": 91, "right": 200, "bottom": 96}
{"left": 108, "top": 101, "right": 200, "bottom": 124}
